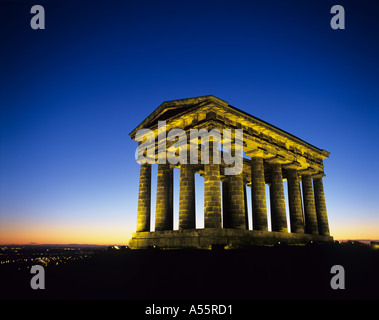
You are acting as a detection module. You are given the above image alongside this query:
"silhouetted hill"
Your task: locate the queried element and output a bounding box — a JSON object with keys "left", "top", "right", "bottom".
{"left": 2, "top": 243, "right": 379, "bottom": 300}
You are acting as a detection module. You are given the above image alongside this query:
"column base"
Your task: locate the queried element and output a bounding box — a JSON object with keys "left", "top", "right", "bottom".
{"left": 128, "top": 229, "right": 333, "bottom": 249}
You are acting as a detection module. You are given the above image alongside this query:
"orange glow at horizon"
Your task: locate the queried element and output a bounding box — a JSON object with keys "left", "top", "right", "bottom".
{"left": 1, "top": 220, "right": 378, "bottom": 245}
{"left": 330, "top": 224, "right": 379, "bottom": 241}
{"left": 0, "top": 220, "right": 135, "bottom": 246}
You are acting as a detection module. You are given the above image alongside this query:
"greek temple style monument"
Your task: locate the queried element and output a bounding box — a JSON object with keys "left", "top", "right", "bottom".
{"left": 128, "top": 95, "right": 332, "bottom": 248}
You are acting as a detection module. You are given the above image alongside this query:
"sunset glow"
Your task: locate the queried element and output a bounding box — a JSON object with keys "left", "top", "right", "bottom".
{"left": 1, "top": 0, "right": 378, "bottom": 245}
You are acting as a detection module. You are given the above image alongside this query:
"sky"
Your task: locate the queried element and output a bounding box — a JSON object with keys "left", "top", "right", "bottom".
{"left": 0, "top": 0, "right": 378, "bottom": 245}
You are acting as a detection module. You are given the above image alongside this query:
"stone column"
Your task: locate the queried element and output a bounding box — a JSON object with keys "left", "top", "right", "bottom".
{"left": 313, "top": 176, "right": 330, "bottom": 236}
{"left": 179, "top": 164, "right": 195, "bottom": 229}
{"left": 302, "top": 173, "right": 318, "bottom": 234}
{"left": 286, "top": 168, "right": 304, "bottom": 233}
{"left": 136, "top": 163, "right": 151, "bottom": 232}
{"left": 227, "top": 171, "right": 246, "bottom": 229}
{"left": 222, "top": 177, "right": 231, "bottom": 228}
{"left": 250, "top": 157, "right": 268, "bottom": 231}
{"left": 204, "top": 142, "right": 222, "bottom": 228}
{"left": 155, "top": 163, "right": 173, "bottom": 231}
{"left": 269, "top": 162, "right": 288, "bottom": 232}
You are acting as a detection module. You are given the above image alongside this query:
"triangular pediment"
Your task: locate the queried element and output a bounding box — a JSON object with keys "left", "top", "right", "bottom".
{"left": 129, "top": 95, "right": 228, "bottom": 137}
{"left": 129, "top": 95, "right": 330, "bottom": 160}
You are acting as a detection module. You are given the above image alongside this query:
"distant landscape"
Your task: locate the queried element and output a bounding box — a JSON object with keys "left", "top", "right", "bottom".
{"left": 2, "top": 243, "right": 109, "bottom": 247}
{"left": 336, "top": 239, "right": 379, "bottom": 244}
{"left": 1, "top": 241, "right": 379, "bottom": 300}
{"left": 2, "top": 238, "right": 378, "bottom": 247}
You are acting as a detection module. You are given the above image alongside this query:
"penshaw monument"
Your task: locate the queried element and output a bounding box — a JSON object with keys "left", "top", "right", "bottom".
{"left": 128, "top": 95, "right": 333, "bottom": 248}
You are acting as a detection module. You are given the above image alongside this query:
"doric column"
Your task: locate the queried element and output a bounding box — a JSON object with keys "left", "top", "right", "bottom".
{"left": 222, "top": 176, "right": 231, "bottom": 228}
{"left": 302, "top": 173, "right": 318, "bottom": 234}
{"left": 179, "top": 163, "right": 195, "bottom": 229}
{"left": 269, "top": 162, "right": 288, "bottom": 232}
{"left": 155, "top": 163, "right": 173, "bottom": 231}
{"left": 244, "top": 184, "right": 249, "bottom": 230}
{"left": 313, "top": 175, "right": 330, "bottom": 236}
{"left": 286, "top": 168, "right": 304, "bottom": 233}
{"left": 136, "top": 163, "right": 151, "bottom": 232}
{"left": 227, "top": 171, "right": 246, "bottom": 229}
{"left": 204, "top": 142, "right": 222, "bottom": 228}
{"left": 250, "top": 157, "right": 268, "bottom": 231}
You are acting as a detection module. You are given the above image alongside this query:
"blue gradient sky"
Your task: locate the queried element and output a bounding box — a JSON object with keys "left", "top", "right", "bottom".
{"left": 0, "top": 0, "right": 378, "bottom": 244}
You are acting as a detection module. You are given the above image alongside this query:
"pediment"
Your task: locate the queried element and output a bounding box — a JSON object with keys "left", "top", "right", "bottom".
{"left": 128, "top": 95, "right": 330, "bottom": 161}
{"left": 129, "top": 95, "right": 228, "bottom": 138}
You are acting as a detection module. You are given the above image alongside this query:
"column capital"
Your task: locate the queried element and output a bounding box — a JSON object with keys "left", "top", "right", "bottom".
{"left": 283, "top": 161, "right": 301, "bottom": 170}
{"left": 299, "top": 167, "right": 317, "bottom": 176}
{"left": 312, "top": 172, "right": 326, "bottom": 179}
{"left": 246, "top": 147, "right": 268, "bottom": 159}
{"left": 266, "top": 155, "right": 287, "bottom": 164}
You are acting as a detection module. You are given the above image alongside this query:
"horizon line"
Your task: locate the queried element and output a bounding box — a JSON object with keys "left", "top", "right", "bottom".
{"left": 1, "top": 238, "right": 379, "bottom": 246}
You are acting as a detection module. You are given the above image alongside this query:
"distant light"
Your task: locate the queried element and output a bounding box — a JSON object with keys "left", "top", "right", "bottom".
{"left": 113, "top": 246, "right": 120, "bottom": 250}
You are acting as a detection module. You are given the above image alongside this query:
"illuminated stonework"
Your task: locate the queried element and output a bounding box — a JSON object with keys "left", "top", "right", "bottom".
{"left": 128, "top": 95, "right": 332, "bottom": 248}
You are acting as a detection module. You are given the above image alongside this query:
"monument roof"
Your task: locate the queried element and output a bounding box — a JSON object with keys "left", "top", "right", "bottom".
{"left": 129, "top": 95, "right": 329, "bottom": 158}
